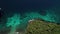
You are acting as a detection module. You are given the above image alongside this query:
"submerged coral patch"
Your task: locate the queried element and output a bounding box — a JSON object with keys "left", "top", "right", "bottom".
{"left": 2, "top": 10, "right": 57, "bottom": 34}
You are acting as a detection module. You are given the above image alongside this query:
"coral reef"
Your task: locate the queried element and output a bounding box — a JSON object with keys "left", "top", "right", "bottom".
{"left": 25, "top": 19, "right": 60, "bottom": 34}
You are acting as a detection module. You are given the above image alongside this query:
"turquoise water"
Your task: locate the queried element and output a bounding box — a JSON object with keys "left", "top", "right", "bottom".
{"left": 4, "top": 10, "right": 57, "bottom": 34}
{"left": 0, "top": 0, "right": 60, "bottom": 34}
{"left": 0, "top": 8, "right": 60, "bottom": 34}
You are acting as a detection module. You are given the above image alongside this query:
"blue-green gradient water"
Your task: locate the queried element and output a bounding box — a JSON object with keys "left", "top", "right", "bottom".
{"left": 0, "top": 0, "right": 60, "bottom": 34}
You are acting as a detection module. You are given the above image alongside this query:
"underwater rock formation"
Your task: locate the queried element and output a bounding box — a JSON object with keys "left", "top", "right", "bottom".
{"left": 25, "top": 19, "right": 60, "bottom": 34}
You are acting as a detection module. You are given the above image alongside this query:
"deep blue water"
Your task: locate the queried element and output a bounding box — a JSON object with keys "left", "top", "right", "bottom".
{"left": 0, "top": 0, "right": 60, "bottom": 10}
{"left": 0, "top": 0, "right": 60, "bottom": 24}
